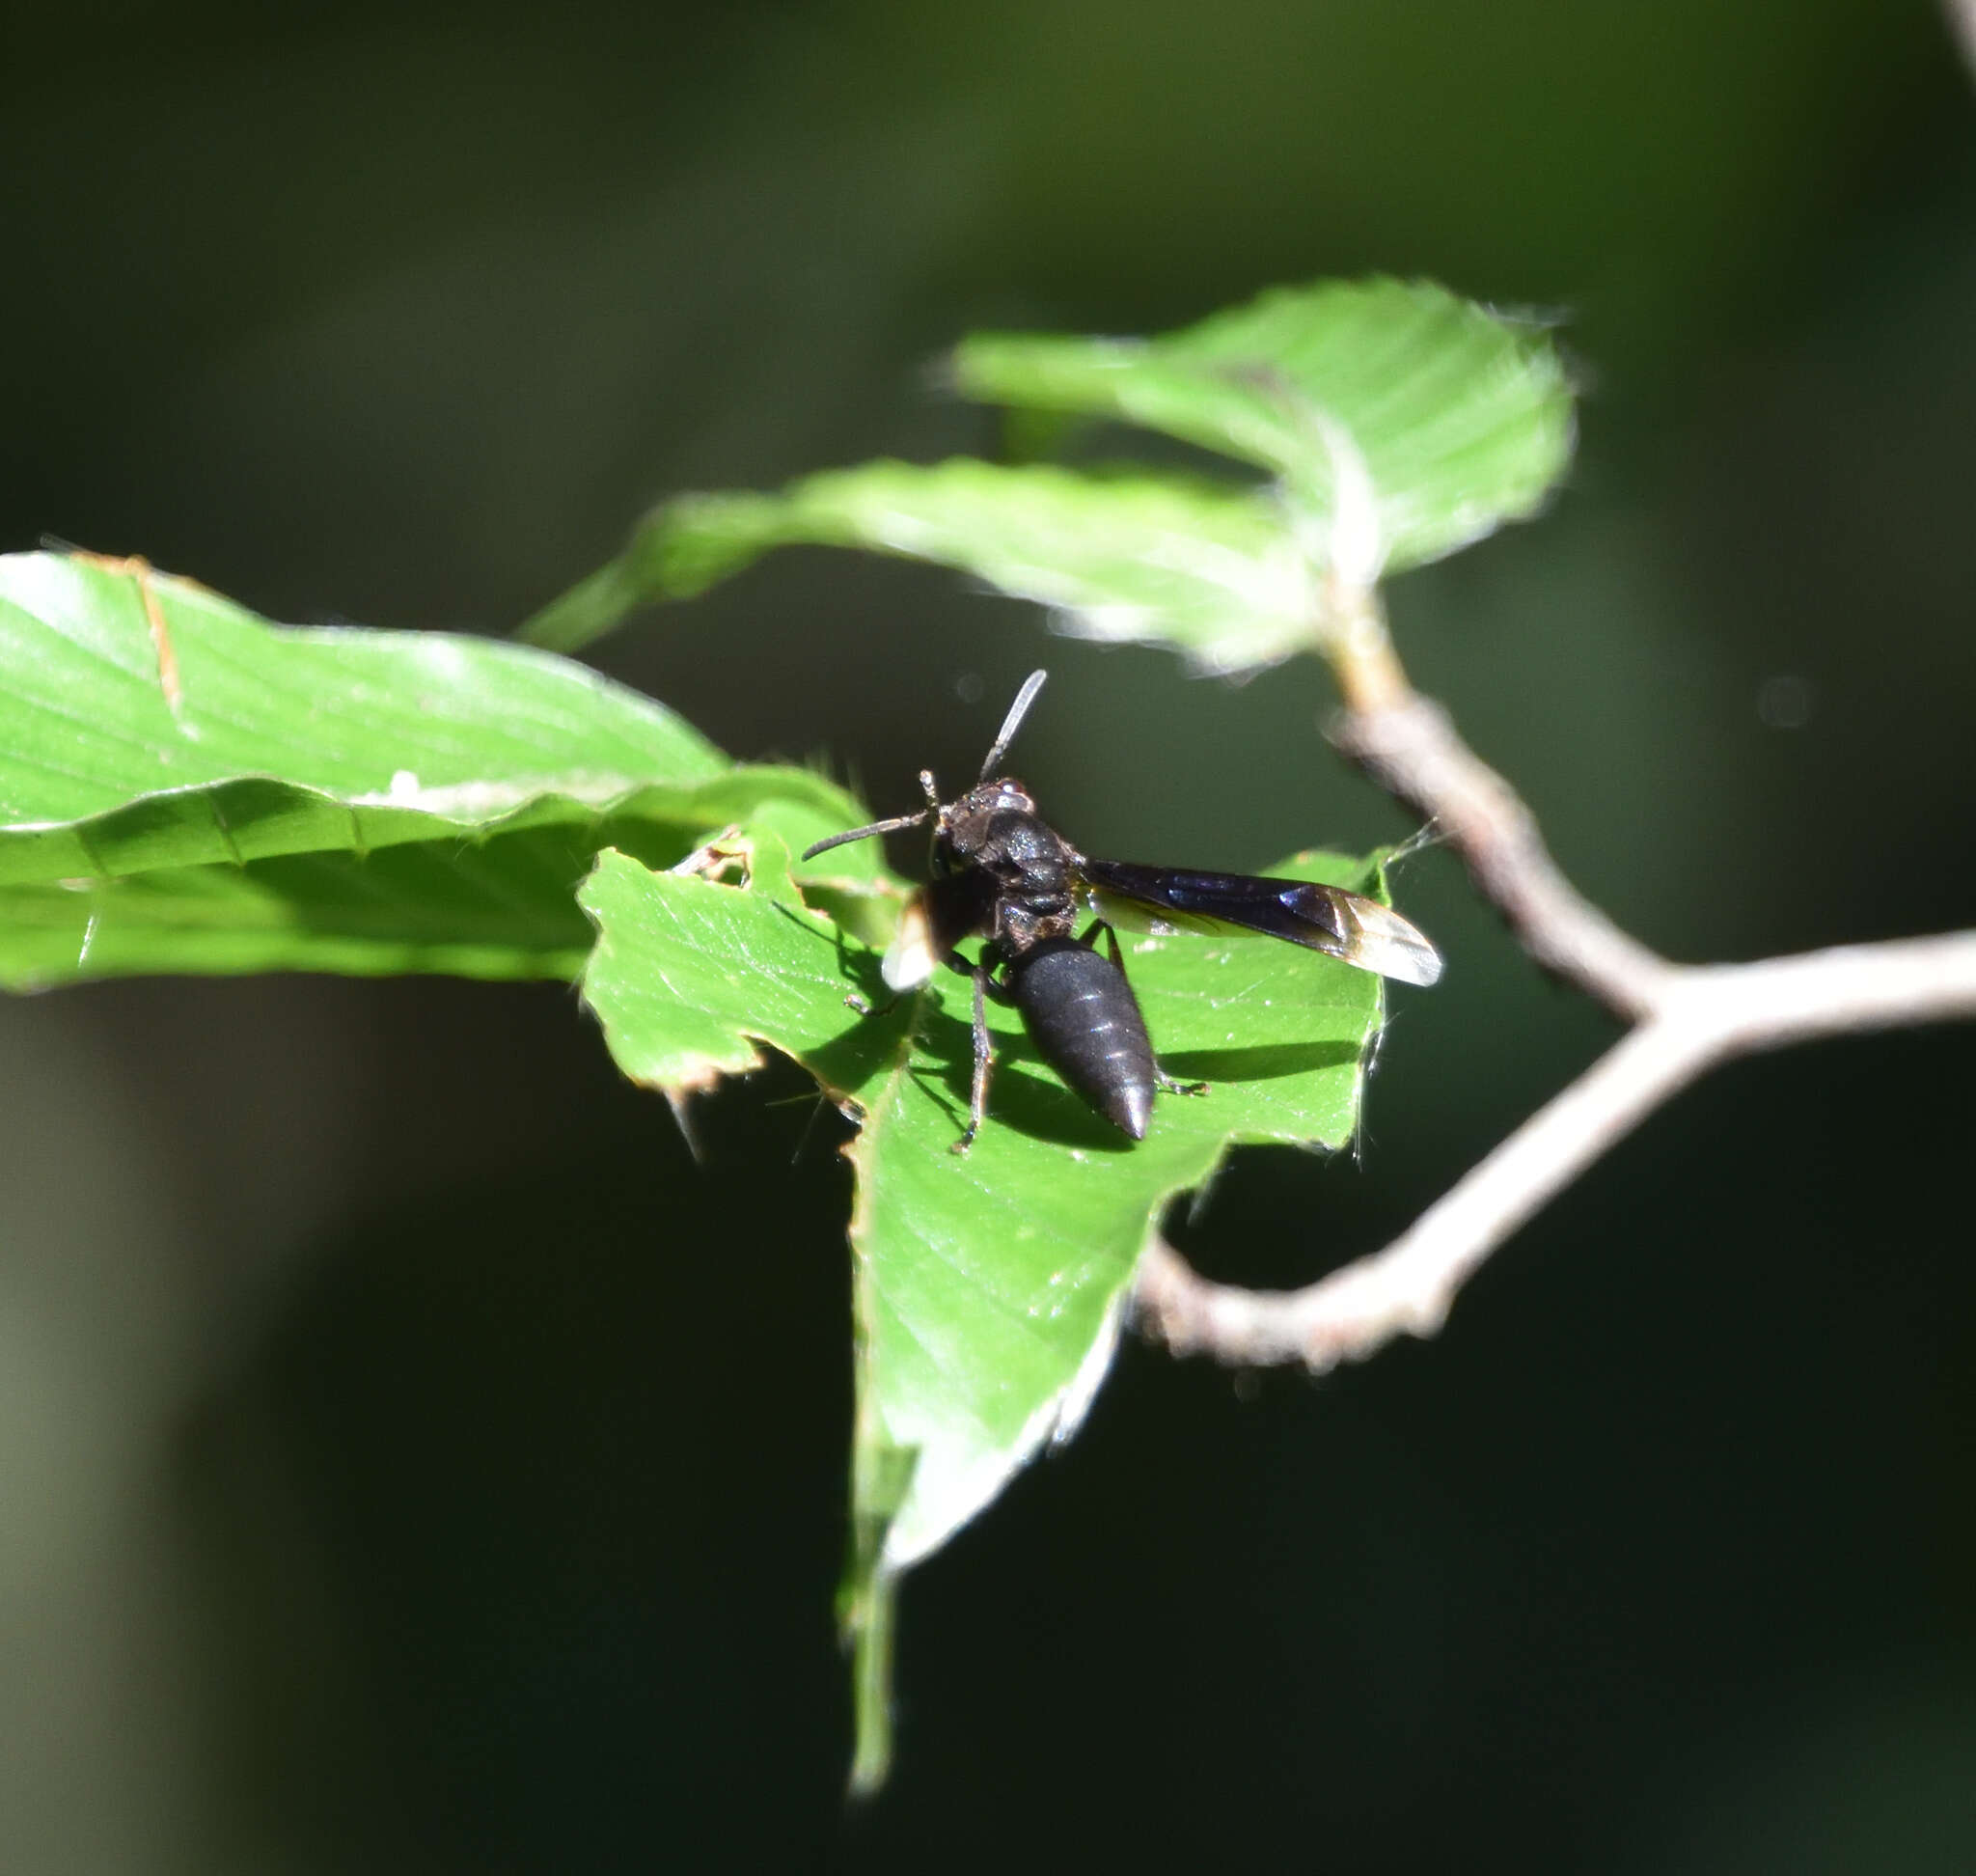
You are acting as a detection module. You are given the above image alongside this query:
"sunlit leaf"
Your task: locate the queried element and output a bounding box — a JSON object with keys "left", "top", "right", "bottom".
{"left": 565, "top": 462, "right": 1321, "bottom": 672}
{"left": 0, "top": 552, "right": 871, "bottom": 983}
{"left": 953, "top": 276, "right": 1574, "bottom": 578}
{"left": 577, "top": 831, "right": 1400, "bottom": 1788}
{"left": 518, "top": 278, "right": 1574, "bottom": 668}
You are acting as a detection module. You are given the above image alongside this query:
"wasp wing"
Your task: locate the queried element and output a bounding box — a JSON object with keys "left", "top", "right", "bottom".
{"left": 882, "top": 869, "right": 1000, "bottom": 991}
{"left": 1078, "top": 858, "right": 1442, "bottom": 988}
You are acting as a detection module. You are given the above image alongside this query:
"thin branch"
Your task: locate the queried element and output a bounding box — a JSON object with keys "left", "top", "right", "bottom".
{"left": 1331, "top": 695, "right": 1672, "bottom": 1020}
{"left": 1133, "top": 585, "right": 1976, "bottom": 1369}
{"left": 1138, "top": 930, "right": 1976, "bottom": 1369}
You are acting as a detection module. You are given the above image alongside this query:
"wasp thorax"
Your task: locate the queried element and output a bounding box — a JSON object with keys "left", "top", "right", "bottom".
{"left": 945, "top": 779, "right": 1075, "bottom": 880}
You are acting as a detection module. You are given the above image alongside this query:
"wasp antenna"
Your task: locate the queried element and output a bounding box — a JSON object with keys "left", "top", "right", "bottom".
{"left": 799, "top": 810, "right": 930, "bottom": 862}
{"left": 978, "top": 669, "right": 1049, "bottom": 781}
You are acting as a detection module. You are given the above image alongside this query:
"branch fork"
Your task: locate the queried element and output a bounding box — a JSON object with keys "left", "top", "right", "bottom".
{"left": 1132, "top": 608, "right": 1976, "bottom": 1370}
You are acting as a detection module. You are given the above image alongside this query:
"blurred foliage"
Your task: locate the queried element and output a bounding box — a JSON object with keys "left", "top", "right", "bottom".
{"left": 0, "top": 553, "right": 878, "bottom": 984}
{"left": 527, "top": 279, "right": 1572, "bottom": 664}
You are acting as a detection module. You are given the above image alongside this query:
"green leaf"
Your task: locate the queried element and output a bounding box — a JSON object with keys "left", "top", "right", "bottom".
{"left": 576, "top": 462, "right": 1323, "bottom": 672}
{"left": 953, "top": 276, "right": 1575, "bottom": 578}
{"left": 577, "top": 832, "right": 1395, "bottom": 1789}
{"left": 519, "top": 278, "right": 1571, "bottom": 669}
{"left": 0, "top": 552, "right": 874, "bottom": 984}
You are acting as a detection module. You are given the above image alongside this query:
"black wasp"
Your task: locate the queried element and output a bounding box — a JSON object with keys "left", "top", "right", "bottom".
{"left": 802, "top": 671, "right": 1441, "bottom": 1152}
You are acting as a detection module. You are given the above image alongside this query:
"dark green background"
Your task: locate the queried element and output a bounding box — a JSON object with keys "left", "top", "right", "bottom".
{"left": 3, "top": 2, "right": 1973, "bottom": 1867}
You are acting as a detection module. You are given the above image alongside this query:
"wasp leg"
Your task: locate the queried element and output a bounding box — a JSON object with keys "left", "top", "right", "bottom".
{"left": 952, "top": 963, "right": 996, "bottom": 1155}
{"left": 943, "top": 944, "right": 1018, "bottom": 1003}
{"left": 1079, "top": 919, "right": 1208, "bottom": 1100}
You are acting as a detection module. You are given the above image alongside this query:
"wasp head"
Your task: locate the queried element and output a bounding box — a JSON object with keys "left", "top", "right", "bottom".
{"left": 933, "top": 778, "right": 1035, "bottom": 874}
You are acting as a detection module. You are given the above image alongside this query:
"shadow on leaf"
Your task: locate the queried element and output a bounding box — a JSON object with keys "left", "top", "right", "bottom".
{"left": 1159, "top": 1039, "right": 1361, "bottom": 1084}
{"left": 910, "top": 1002, "right": 1139, "bottom": 1153}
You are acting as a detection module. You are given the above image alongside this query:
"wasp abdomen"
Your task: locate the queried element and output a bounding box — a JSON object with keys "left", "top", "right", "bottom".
{"left": 1011, "top": 939, "right": 1157, "bottom": 1140}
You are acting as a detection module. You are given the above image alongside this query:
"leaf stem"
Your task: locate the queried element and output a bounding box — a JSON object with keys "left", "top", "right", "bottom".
{"left": 847, "top": 1569, "right": 898, "bottom": 1800}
